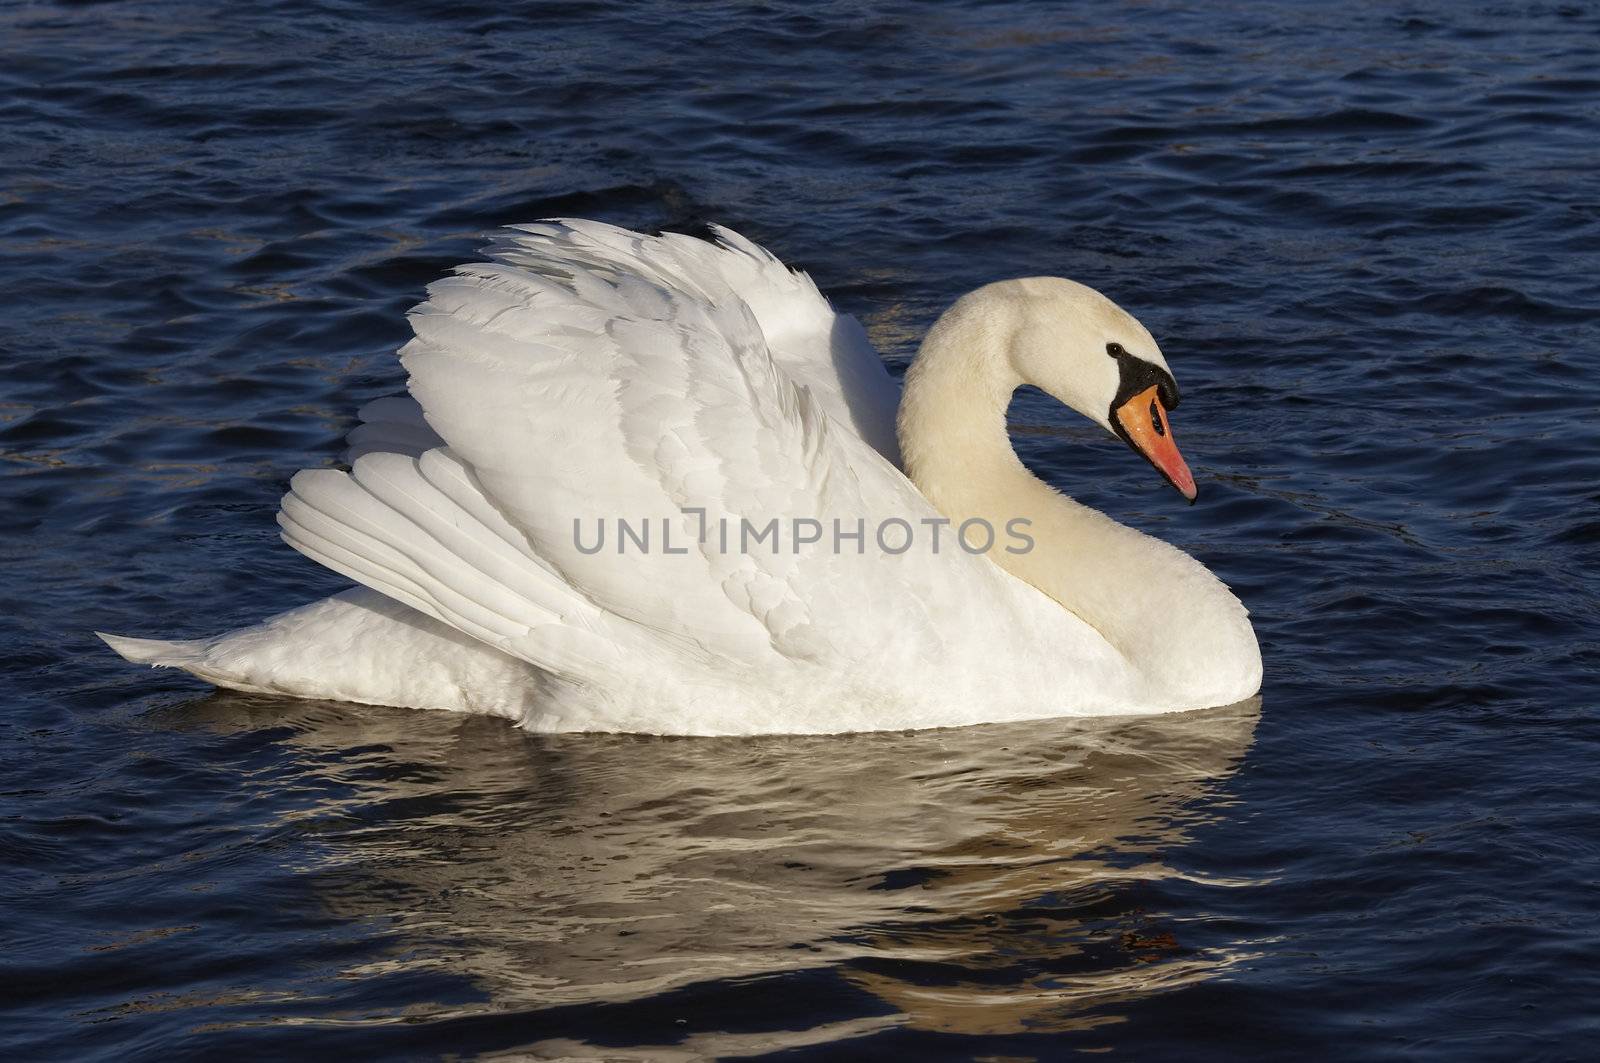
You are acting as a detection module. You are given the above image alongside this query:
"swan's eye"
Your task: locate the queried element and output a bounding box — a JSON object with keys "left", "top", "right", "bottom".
{"left": 1149, "top": 399, "right": 1165, "bottom": 436}
{"left": 1106, "top": 342, "right": 1126, "bottom": 358}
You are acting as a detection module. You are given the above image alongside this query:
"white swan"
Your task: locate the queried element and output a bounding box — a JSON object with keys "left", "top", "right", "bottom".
{"left": 102, "top": 220, "right": 1260, "bottom": 735}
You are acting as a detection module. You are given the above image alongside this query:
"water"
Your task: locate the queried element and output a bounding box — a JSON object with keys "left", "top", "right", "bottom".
{"left": 3, "top": 0, "right": 1598, "bottom": 1057}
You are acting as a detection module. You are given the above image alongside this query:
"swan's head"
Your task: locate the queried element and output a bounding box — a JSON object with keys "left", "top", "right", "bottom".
{"left": 1003, "top": 277, "right": 1196, "bottom": 502}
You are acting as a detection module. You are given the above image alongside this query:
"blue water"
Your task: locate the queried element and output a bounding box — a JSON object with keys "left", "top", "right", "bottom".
{"left": 4, "top": 0, "right": 1599, "bottom": 1058}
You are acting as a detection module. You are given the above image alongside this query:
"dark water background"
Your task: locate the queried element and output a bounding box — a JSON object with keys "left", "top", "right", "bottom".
{"left": 4, "top": 0, "right": 1600, "bottom": 1058}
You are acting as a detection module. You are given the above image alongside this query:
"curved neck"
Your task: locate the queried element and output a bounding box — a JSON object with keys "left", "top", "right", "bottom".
{"left": 896, "top": 296, "right": 1253, "bottom": 699}
{"left": 898, "top": 297, "right": 1029, "bottom": 497}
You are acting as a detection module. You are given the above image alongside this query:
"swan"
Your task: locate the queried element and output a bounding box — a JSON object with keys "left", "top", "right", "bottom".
{"left": 101, "top": 219, "right": 1260, "bottom": 735}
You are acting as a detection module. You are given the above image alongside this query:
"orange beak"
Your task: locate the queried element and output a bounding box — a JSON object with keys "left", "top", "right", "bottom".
{"left": 1114, "top": 385, "right": 1197, "bottom": 502}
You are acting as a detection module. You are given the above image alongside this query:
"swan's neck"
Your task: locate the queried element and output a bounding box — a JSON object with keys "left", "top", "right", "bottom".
{"left": 897, "top": 297, "right": 1253, "bottom": 697}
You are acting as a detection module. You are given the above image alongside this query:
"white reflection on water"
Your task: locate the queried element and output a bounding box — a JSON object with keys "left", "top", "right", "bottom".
{"left": 175, "top": 695, "right": 1260, "bottom": 1046}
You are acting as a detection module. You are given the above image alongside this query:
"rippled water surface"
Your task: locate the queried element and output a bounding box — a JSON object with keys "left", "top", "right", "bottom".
{"left": 4, "top": 1, "right": 1600, "bottom": 1058}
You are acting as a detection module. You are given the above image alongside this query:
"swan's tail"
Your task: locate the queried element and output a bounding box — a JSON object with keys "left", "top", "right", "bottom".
{"left": 95, "top": 588, "right": 551, "bottom": 717}
{"left": 95, "top": 630, "right": 280, "bottom": 694}
{"left": 98, "top": 631, "right": 207, "bottom": 668}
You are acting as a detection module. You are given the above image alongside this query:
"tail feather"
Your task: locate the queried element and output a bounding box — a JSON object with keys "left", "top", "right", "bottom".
{"left": 97, "top": 631, "right": 205, "bottom": 668}
{"left": 97, "top": 589, "right": 551, "bottom": 718}
{"left": 96, "top": 630, "right": 281, "bottom": 694}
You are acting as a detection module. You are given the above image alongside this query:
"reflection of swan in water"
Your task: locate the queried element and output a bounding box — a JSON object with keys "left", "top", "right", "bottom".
{"left": 174, "top": 695, "right": 1260, "bottom": 1053}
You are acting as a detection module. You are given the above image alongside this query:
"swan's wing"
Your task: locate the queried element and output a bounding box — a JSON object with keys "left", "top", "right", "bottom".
{"left": 488, "top": 220, "right": 903, "bottom": 466}
{"left": 277, "top": 221, "right": 1075, "bottom": 705}
{"left": 398, "top": 221, "right": 923, "bottom": 662}
{"left": 695, "top": 224, "right": 902, "bottom": 466}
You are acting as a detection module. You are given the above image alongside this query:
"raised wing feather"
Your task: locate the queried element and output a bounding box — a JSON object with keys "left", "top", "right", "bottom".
{"left": 484, "top": 221, "right": 902, "bottom": 465}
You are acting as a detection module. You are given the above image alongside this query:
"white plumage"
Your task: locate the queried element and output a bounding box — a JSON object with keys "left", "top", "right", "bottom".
{"left": 102, "top": 220, "right": 1260, "bottom": 734}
